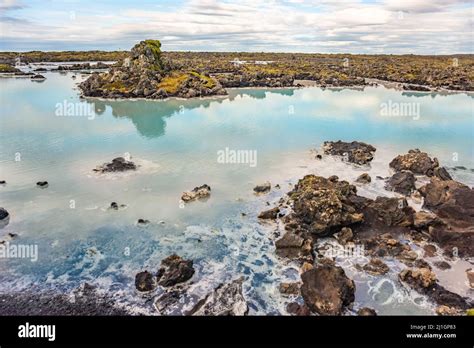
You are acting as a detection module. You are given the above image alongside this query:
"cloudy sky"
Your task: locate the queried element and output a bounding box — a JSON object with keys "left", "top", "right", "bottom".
{"left": 0, "top": 0, "right": 472, "bottom": 53}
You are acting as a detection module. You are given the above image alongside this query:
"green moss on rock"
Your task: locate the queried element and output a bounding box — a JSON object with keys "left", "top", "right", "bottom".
{"left": 190, "top": 71, "right": 216, "bottom": 88}
{"left": 157, "top": 72, "right": 189, "bottom": 94}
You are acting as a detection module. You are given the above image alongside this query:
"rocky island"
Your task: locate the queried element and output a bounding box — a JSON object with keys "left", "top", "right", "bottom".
{"left": 79, "top": 40, "right": 227, "bottom": 99}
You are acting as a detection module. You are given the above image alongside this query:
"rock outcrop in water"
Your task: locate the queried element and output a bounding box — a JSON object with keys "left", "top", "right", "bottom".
{"left": 93, "top": 157, "right": 137, "bottom": 173}
{"left": 79, "top": 40, "right": 226, "bottom": 99}
{"left": 286, "top": 175, "right": 364, "bottom": 236}
{"left": 135, "top": 270, "right": 157, "bottom": 292}
{"left": 389, "top": 149, "right": 452, "bottom": 180}
{"left": 181, "top": 184, "right": 211, "bottom": 203}
{"left": 157, "top": 254, "right": 195, "bottom": 287}
{"left": 300, "top": 264, "right": 355, "bottom": 315}
{"left": 323, "top": 141, "right": 376, "bottom": 165}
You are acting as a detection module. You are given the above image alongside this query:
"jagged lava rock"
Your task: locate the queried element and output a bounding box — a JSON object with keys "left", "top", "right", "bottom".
{"left": 323, "top": 141, "right": 376, "bottom": 165}
{"left": 385, "top": 171, "right": 416, "bottom": 195}
{"left": 135, "top": 271, "right": 157, "bottom": 292}
{"left": 157, "top": 254, "right": 195, "bottom": 287}
{"left": 389, "top": 149, "right": 444, "bottom": 177}
{"left": 288, "top": 175, "right": 363, "bottom": 236}
{"left": 181, "top": 184, "right": 211, "bottom": 202}
{"left": 301, "top": 264, "right": 355, "bottom": 315}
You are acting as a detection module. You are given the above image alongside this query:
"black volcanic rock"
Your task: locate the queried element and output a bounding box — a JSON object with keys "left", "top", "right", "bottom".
{"left": 157, "top": 254, "right": 195, "bottom": 287}
{"left": 0, "top": 207, "right": 9, "bottom": 221}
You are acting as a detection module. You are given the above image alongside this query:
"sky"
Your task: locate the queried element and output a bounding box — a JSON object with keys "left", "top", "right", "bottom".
{"left": 0, "top": 0, "right": 472, "bottom": 53}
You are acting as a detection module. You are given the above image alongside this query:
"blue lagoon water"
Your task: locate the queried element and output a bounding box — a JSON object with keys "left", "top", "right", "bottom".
{"left": 0, "top": 72, "right": 473, "bottom": 314}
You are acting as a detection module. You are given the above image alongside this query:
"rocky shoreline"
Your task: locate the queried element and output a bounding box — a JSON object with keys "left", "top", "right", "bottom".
{"left": 1, "top": 141, "right": 473, "bottom": 316}
{"left": 258, "top": 142, "right": 474, "bottom": 316}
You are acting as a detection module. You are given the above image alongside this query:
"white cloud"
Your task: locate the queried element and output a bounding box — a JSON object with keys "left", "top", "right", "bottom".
{"left": 0, "top": 0, "right": 472, "bottom": 53}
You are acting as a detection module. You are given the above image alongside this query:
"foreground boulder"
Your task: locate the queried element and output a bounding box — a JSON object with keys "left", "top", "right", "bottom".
{"left": 79, "top": 39, "right": 226, "bottom": 99}
{"left": 418, "top": 178, "right": 474, "bottom": 257}
{"left": 323, "top": 141, "right": 376, "bottom": 165}
{"left": 157, "top": 254, "right": 195, "bottom": 287}
{"left": 189, "top": 278, "right": 248, "bottom": 316}
{"left": 389, "top": 149, "right": 451, "bottom": 180}
{"left": 181, "top": 184, "right": 211, "bottom": 202}
{"left": 301, "top": 264, "right": 355, "bottom": 315}
{"left": 385, "top": 171, "right": 416, "bottom": 195}
{"left": 93, "top": 157, "right": 136, "bottom": 173}
{"left": 287, "top": 175, "right": 363, "bottom": 236}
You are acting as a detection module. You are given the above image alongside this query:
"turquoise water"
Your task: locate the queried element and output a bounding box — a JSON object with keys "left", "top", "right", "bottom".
{"left": 0, "top": 71, "right": 473, "bottom": 315}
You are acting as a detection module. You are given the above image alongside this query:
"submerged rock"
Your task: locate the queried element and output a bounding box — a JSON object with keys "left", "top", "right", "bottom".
{"left": 157, "top": 254, "right": 195, "bottom": 287}
{"left": 385, "top": 171, "right": 416, "bottom": 195}
{"left": 323, "top": 140, "right": 376, "bottom": 165}
{"left": 253, "top": 182, "right": 271, "bottom": 194}
{"left": 135, "top": 271, "right": 157, "bottom": 292}
{"left": 301, "top": 264, "right": 355, "bottom": 315}
{"left": 189, "top": 278, "right": 248, "bottom": 316}
{"left": 93, "top": 157, "right": 137, "bottom": 173}
{"left": 181, "top": 184, "right": 211, "bottom": 202}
